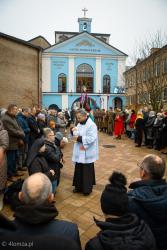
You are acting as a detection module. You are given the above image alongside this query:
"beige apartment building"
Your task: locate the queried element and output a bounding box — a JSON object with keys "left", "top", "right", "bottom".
{"left": 124, "top": 45, "right": 167, "bottom": 111}
{"left": 0, "top": 33, "right": 50, "bottom": 108}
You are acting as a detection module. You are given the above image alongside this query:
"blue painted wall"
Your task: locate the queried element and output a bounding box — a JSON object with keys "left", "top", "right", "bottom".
{"left": 48, "top": 34, "right": 123, "bottom": 56}
{"left": 42, "top": 94, "right": 62, "bottom": 108}
{"left": 51, "top": 57, "right": 68, "bottom": 92}
{"left": 42, "top": 93, "right": 125, "bottom": 110}
{"left": 101, "top": 59, "right": 118, "bottom": 93}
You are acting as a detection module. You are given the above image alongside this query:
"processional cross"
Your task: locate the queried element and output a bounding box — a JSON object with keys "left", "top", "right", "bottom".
{"left": 82, "top": 8, "right": 88, "bottom": 17}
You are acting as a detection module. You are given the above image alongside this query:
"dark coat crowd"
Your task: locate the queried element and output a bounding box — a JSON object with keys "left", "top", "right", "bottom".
{"left": 0, "top": 104, "right": 167, "bottom": 250}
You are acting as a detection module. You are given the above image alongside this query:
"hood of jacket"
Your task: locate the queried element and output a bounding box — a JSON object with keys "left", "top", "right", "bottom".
{"left": 14, "top": 203, "right": 58, "bottom": 225}
{"left": 128, "top": 179, "right": 167, "bottom": 223}
{"left": 27, "top": 138, "right": 45, "bottom": 167}
{"left": 94, "top": 213, "right": 156, "bottom": 250}
{"left": 0, "top": 120, "right": 4, "bottom": 131}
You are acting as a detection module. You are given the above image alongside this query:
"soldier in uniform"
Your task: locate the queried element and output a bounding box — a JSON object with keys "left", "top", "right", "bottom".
{"left": 107, "top": 107, "right": 115, "bottom": 135}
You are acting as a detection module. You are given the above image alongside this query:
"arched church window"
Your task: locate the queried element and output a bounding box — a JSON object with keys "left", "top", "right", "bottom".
{"left": 103, "top": 75, "right": 110, "bottom": 94}
{"left": 58, "top": 73, "right": 67, "bottom": 93}
{"left": 76, "top": 64, "right": 94, "bottom": 93}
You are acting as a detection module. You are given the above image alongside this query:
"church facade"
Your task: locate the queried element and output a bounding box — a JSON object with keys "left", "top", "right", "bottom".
{"left": 42, "top": 13, "right": 127, "bottom": 110}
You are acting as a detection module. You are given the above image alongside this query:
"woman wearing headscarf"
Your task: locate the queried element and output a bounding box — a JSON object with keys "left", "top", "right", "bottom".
{"left": 114, "top": 109, "right": 124, "bottom": 139}
{"left": 27, "top": 138, "right": 57, "bottom": 194}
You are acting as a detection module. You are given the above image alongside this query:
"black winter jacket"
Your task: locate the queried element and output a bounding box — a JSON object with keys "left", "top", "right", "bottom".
{"left": 128, "top": 179, "right": 167, "bottom": 250}
{"left": 44, "top": 140, "right": 61, "bottom": 170}
{"left": 85, "top": 213, "right": 156, "bottom": 250}
{"left": 28, "top": 154, "right": 57, "bottom": 182}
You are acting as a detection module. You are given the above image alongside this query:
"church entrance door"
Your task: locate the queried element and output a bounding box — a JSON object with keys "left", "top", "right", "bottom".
{"left": 71, "top": 96, "right": 96, "bottom": 110}
{"left": 113, "top": 97, "right": 123, "bottom": 110}
{"left": 76, "top": 64, "right": 94, "bottom": 93}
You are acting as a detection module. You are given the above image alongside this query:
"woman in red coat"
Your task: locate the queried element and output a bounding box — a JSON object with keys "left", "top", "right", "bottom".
{"left": 129, "top": 110, "right": 137, "bottom": 130}
{"left": 114, "top": 109, "right": 124, "bottom": 139}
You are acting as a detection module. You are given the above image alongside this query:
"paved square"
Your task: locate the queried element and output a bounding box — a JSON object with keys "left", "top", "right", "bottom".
{"left": 2, "top": 132, "right": 166, "bottom": 249}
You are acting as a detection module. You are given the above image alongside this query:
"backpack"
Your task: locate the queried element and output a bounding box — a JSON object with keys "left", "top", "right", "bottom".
{"left": 4, "top": 179, "right": 24, "bottom": 211}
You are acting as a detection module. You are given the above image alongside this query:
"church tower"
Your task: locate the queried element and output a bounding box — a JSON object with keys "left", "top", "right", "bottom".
{"left": 78, "top": 8, "right": 92, "bottom": 33}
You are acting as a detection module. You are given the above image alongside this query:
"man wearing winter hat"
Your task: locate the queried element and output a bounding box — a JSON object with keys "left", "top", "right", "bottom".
{"left": 85, "top": 171, "right": 156, "bottom": 250}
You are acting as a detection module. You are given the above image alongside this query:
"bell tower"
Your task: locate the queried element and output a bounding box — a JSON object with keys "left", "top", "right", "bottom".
{"left": 78, "top": 8, "right": 92, "bottom": 33}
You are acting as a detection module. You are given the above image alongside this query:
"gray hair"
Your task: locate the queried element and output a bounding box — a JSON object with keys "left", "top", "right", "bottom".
{"left": 141, "top": 154, "right": 166, "bottom": 180}
{"left": 43, "top": 127, "right": 53, "bottom": 138}
{"left": 21, "top": 173, "right": 52, "bottom": 205}
{"left": 76, "top": 109, "right": 87, "bottom": 116}
{"left": 22, "top": 108, "right": 31, "bottom": 113}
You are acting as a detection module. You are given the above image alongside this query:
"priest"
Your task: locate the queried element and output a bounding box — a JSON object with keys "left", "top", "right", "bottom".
{"left": 72, "top": 109, "right": 98, "bottom": 195}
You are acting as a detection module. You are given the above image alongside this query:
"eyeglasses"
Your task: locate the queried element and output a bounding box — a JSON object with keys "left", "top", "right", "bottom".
{"left": 137, "top": 161, "right": 144, "bottom": 170}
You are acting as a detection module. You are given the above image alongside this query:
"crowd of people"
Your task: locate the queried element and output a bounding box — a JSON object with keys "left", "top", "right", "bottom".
{"left": 0, "top": 105, "right": 71, "bottom": 209}
{"left": 0, "top": 103, "right": 167, "bottom": 250}
{"left": 93, "top": 106, "right": 167, "bottom": 151}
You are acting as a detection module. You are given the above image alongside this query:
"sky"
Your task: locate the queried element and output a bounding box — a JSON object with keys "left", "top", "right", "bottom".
{"left": 0, "top": 0, "right": 167, "bottom": 65}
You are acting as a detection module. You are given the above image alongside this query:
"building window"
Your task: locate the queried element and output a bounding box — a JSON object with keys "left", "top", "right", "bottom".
{"left": 103, "top": 75, "right": 110, "bottom": 94}
{"left": 76, "top": 64, "right": 94, "bottom": 93}
{"left": 163, "top": 87, "right": 167, "bottom": 101}
{"left": 155, "top": 63, "right": 160, "bottom": 76}
{"left": 163, "top": 58, "right": 167, "bottom": 73}
{"left": 58, "top": 73, "right": 67, "bottom": 93}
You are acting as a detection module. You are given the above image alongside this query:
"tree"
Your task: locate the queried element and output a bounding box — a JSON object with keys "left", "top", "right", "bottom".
{"left": 130, "top": 30, "right": 167, "bottom": 112}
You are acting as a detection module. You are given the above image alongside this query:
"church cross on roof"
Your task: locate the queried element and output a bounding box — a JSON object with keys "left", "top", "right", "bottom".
{"left": 82, "top": 8, "right": 88, "bottom": 17}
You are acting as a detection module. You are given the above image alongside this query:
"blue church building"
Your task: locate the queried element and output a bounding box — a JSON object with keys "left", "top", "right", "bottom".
{"left": 42, "top": 10, "right": 127, "bottom": 110}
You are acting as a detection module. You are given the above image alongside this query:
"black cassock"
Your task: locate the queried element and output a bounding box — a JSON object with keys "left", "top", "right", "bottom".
{"left": 72, "top": 163, "right": 96, "bottom": 194}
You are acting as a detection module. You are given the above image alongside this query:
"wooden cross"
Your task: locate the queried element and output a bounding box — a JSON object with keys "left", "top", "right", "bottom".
{"left": 82, "top": 8, "right": 88, "bottom": 17}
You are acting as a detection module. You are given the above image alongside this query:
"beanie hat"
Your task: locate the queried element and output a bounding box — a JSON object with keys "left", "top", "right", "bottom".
{"left": 149, "top": 111, "right": 155, "bottom": 117}
{"left": 55, "top": 132, "right": 63, "bottom": 141}
{"left": 37, "top": 113, "right": 45, "bottom": 120}
{"left": 100, "top": 172, "right": 128, "bottom": 216}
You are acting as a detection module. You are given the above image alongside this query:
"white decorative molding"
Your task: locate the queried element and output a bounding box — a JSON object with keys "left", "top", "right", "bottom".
{"left": 42, "top": 57, "right": 51, "bottom": 91}
{"left": 95, "top": 57, "right": 101, "bottom": 93}
{"left": 62, "top": 94, "right": 68, "bottom": 109}
{"left": 43, "top": 52, "right": 126, "bottom": 60}
{"left": 117, "top": 60, "right": 126, "bottom": 86}
{"left": 68, "top": 56, "right": 75, "bottom": 92}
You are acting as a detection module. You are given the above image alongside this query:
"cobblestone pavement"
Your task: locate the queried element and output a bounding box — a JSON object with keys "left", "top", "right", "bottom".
{"left": 2, "top": 132, "right": 167, "bottom": 249}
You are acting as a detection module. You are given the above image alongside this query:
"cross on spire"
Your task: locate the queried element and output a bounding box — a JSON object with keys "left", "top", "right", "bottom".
{"left": 82, "top": 8, "right": 88, "bottom": 17}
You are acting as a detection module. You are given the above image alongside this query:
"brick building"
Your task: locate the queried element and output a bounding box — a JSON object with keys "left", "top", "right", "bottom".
{"left": 124, "top": 45, "right": 167, "bottom": 111}
{"left": 0, "top": 33, "right": 45, "bottom": 108}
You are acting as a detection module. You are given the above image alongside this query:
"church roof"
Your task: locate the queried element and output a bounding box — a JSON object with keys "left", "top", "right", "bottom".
{"left": 28, "top": 35, "right": 51, "bottom": 47}
{"left": 0, "top": 32, "right": 42, "bottom": 50}
{"left": 55, "top": 31, "right": 110, "bottom": 37}
{"left": 46, "top": 31, "right": 128, "bottom": 56}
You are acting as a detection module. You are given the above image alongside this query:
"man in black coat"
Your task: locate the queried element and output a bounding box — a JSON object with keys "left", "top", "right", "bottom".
{"left": 2, "top": 104, "right": 25, "bottom": 180}
{"left": 11, "top": 173, "right": 81, "bottom": 249}
{"left": 128, "top": 154, "right": 167, "bottom": 250}
{"left": 0, "top": 212, "right": 80, "bottom": 250}
{"left": 27, "top": 107, "right": 40, "bottom": 148}
{"left": 85, "top": 172, "right": 156, "bottom": 250}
